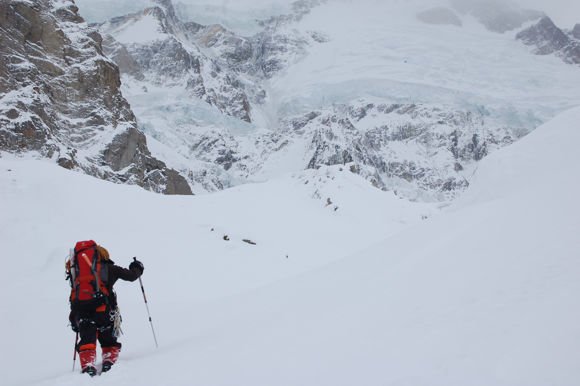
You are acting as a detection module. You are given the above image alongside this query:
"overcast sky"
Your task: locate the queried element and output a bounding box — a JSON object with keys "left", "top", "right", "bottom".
{"left": 515, "top": 0, "right": 579, "bottom": 27}
{"left": 181, "top": 0, "right": 580, "bottom": 28}
{"left": 75, "top": 0, "right": 580, "bottom": 28}
{"left": 173, "top": 0, "right": 580, "bottom": 28}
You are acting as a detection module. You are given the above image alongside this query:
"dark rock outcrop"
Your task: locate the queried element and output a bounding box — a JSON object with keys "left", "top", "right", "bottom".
{"left": 516, "top": 17, "right": 580, "bottom": 66}
{"left": 517, "top": 17, "right": 569, "bottom": 53}
{"left": 0, "top": 0, "right": 191, "bottom": 194}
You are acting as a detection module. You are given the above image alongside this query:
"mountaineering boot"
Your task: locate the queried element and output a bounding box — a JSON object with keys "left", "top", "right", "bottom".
{"left": 82, "top": 366, "right": 97, "bottom": 377}
{"left": 101, "top": 362, "right": 112, "bottom": 373}
{"left": 101, "top": 345, "right": 120, "bottom": 373}
{"left": 79, "top": 345, "right": 97, "bottom": 376}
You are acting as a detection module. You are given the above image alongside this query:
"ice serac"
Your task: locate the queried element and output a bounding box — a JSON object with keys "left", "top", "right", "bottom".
{"left": 0, "top": 0, "right": 192, "bottom": 194}
{"left": 516, "top": 16, "right": 580, "bottom": 66}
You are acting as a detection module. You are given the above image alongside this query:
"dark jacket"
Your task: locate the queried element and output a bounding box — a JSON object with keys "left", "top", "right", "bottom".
{"left": 102, "top": 260, "right": 142, "bottom": 308}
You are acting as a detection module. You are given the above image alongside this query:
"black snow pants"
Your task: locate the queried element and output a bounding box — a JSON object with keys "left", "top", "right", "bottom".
{"left": 72, "top": 306, "right": 122, "bottom": 352}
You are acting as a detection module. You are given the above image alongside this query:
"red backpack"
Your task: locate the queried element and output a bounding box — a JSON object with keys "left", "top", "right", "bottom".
{"left": 67, "top": 240, "right": 110, "bottom": 309}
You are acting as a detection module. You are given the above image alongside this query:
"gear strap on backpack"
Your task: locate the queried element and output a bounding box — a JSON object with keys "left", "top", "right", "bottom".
{"left": 67, "top": 240, "right": 110, "bottom": 310}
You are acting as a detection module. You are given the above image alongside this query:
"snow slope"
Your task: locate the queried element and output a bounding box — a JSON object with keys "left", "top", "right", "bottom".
{"left": 1, "top": 106, "right": 579, "bottom": 384}
{"left": 0, "top": 153, "right": 433, "bottom": 385}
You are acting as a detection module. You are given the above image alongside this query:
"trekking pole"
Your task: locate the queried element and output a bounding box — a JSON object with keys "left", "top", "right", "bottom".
{"left": 134, "top": 257, "right": 159, "bottom": 348}
{"left": 72, "top": 332, "right": 78, "bottom": 372}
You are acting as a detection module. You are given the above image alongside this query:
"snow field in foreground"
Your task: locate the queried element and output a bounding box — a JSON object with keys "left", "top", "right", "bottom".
{"left": 0, "top": 154, "right": 432, "bottom": 385}
{"left": 1, "top": 107, "right": 579, "bottom": 385}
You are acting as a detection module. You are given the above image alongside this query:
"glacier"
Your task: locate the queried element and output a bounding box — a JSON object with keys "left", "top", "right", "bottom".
{"left": 77, "top": 0, "right": 580, "bottom": 199}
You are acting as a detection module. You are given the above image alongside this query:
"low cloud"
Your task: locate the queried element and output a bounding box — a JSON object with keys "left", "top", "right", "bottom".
{"left": 514, "top": 0, "right": 580, "bottom": 27}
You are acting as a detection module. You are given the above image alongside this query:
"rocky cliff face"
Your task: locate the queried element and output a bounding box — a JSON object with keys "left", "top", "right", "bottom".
{"left": 288, "top": 103, "right": 498, "bottom": 200}
{"left": 178, "top": 100, "right": 523, "bottom": 201}
{"left": 98, "top": 2, "right": 257, "bottom": 123}
{"left": 516, "top": 17, "right": 580, "bottom": 66}
{"left": 96, "top": 0, "right": 324, "bottom": 124}
{"left": 0, "top": 0, "right": 192, "bottom": 194}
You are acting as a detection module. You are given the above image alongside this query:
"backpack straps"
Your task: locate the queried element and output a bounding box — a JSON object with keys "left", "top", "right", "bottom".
{"left": 74, "top": 245, "right": 104, "bottom": 299}
{"left": 81, "top": 246, "right": 100, "bottom": 295}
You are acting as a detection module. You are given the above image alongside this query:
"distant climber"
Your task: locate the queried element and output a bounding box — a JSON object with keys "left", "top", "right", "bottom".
{"left": 66, "top": 240, "right": 144, "bottom": 376}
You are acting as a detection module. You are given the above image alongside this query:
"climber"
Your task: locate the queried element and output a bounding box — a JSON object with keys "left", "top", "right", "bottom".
{"left": 66, "top": 240, "right": 144, "bottom": 376}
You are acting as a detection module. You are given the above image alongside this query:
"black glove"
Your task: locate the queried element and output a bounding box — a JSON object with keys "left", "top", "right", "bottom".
{"left": 130, "top": 258, "right": 144, "bottom": 275}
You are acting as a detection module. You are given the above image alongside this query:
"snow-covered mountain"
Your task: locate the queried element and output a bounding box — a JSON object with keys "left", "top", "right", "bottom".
{"left": 1, "top": 101, "right": 579, "bottom": 386}
{"left": 0, "top": 0, "right": 191, "bottom": 194}
{"left": 517, "top": 16, "right": 580, "bottom": 65}
{"left": 2, "top": 0, "right": 580, "bottom": 200}
{"left": 83, "top": 0, "right": 580, "bottom": 199}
